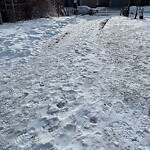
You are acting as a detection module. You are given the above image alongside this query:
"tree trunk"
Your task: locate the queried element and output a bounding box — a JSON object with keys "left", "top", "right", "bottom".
{"left": 56, "top": 0, "right": 61, "bottom": 17}
{"left": 4, "top": 0, "right": 8, "bottom": 19}
{"left": 11, "top": 0, "right": 16, "bottom": 22}
{"left": 0, "top": 11, "right": 3, "bottom": 24}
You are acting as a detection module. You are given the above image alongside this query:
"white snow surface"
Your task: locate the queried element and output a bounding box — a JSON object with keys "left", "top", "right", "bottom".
{"left": 0, "top": 15, "right": 150, "bottom": 150}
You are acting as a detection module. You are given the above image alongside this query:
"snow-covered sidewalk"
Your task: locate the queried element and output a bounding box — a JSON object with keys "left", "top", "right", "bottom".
{"left": 0, "top": 16, "right": 150, "bottom": 150}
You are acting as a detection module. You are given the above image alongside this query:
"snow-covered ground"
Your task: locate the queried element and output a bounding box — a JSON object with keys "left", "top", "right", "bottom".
{"left": 0, "top": 15, "right": 150, "bottom": 150}
{"left": 0, "top": 17, "right": 76, "bottom": 60}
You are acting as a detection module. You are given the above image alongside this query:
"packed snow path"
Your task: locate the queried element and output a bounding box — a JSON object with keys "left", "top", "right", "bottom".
{"left": 0, "top": 16, "right": 150, "bottom": 150}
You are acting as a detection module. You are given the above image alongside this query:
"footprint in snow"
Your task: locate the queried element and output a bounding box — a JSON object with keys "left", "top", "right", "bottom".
{"left": 89, "top": 116, "right": 98, "bottom": 124}
{"left": 56, "top": 101, "right": 66, "bottom": 108}
{"left": 113, "top": 102, "right": 124, "bottom": 114}
{"left": 55, "top": 134, "right": 70, "bottom": 147}
{"left": 35, "top": 142, "right": 54, "bottom": 150}
{"left": 14, "top": 129, "right": 36, "bottom": 147}
{"left": 103, "top": 127, "right": 116, "bottom": 140}
{"left": 41, "top": 117, "right": 60, "bottom": 133}
{"left": 109, "top": 121, "right": 134, "bottom": 139}
{"left": 47, "top": 105, "right": 59, "bottom": 115}
{"left": 63, "top": 124, "right": 76, "bottom": 134}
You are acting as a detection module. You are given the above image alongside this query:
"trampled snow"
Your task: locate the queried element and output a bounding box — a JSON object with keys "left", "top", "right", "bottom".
{"left": 0, "top": 17, "right": 76, "bottom": 59}
{"left": 0, "top": 15, "right": 150, "bottom": 150}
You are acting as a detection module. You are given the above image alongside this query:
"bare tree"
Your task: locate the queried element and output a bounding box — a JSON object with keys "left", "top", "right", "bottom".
{"left": 56, "top": 0, "right": 61, "bottom": 17}
{"left": 29, "top": 0, "right": 55, "bottom": 18}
